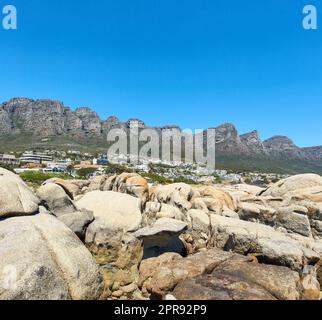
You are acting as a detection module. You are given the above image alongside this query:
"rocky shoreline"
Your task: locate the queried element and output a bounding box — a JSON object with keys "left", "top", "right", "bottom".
{"left": 1, "top": 167, "right": 322, "bottom": 300}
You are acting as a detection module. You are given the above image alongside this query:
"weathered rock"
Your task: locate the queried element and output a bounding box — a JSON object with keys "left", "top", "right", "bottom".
{"left": 58, "top": 210, "right": 94, "bottom": 240}
{"left": 238, "top": 201, "right": 276, "bottom": 220}
{"left": 190, "top": 198, "right": 209, "bottom": 213}
{"left": 316, "top": 260, "right": 322, "bottom": 286}
{"left": 238, "top": 200, "right": 312, "bottom": 237}
{"left": 112, "top": 290, "right": 124, "bottom": 298}
{"left": 134, "top": 218, "right": 188, "bottom": 259}
{"left": 103, "top": 173, "right": 149, "bottom": 204}
{"left": 276, "top": 209, "right": 312, "bottom": 237}
{"left": 301, "top": 265, "right": 321, "bottom": 300}
{"left": 197, "top": 186, "right": 236, "bottom": 212}
{"left": 134, "top": 218, "right": 187, "bottom": 248}
{"left": 144, "top": 202, "right": 162, "bottom": 221}
{"left": 38, "top": 205, "right": 51, "bottom": 215}
{"left": 121, "top": 283, "right": 137, "bottom": 293}
{"left": 0, "top": 168, "right": 40, "bottom": 218}
{"left": 76, "top": 191, "right": 142, "bottom": 246}
{"left": 44, "top": 178, "right": 89, "bottom": 199}
{"left": 289, "top": 186, "right": 322, "bottom": 203}
{"left": 149, "top": 183, "right": 194, "bottom": 212}
{"left": 88, "top": 176, "right": 107, "bottom": 192}
{"left": 139, "top": 249, "right": 233, "bottom": 298}
{"left": 157, "top": 204, "right": 185, "bottom": 221}
{"left": 220, "top": 184, "right": 264, "bottom": 202}
{"left": 172, "top": 255, "right": 303, "bottom": 300}
{"left": 74, "top": 107, "right": 102, "bottom": 135}
{"left": 76, "top": 191, "right": 143, "bottom": 267}
{"left": 209, "top": 214, "right": 321, "bottom": 271}
{"left": 37, "top": 183, "right": 77, "bottom": 217}
{"left": 120, "top": 174, "right": 148, "bottom": 202}
{"left": 139, "top": 249, "right": 234, "bottom": 298}
{"left": 233, "top": 184, "right": 265, "bottom": 196}
{"left": 0, "top": 214, "right": 103, "bottom": 300}
{"left": 222, "top": 208, "right": 240, "bottom": 219}
{"left": 262, "top": 174, "right": 322, "bottom": 197}
{"left": 187, "top": 209, "right": 210, "bottom": 234}
{"left": 312, "top": 219, "right": 322, "bottom": 238}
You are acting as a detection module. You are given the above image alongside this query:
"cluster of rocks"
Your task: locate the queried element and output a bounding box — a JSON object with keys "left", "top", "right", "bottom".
{"left": 0, "top": 168, "right": 102, "bottom": 299}
{"left": 1, "top": 167, "right": 322, "bottom": 300}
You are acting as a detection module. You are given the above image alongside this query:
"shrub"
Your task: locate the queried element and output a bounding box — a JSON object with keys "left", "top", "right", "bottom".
{"left": 172, "top": 176, "right": 197, "bottom": 185}
{"left": 0, "top": 163, "right": 15, "bottom": 172}
{"left": 143, "top": 172, "right": 172, "bottom": 184}
{"left": 19, "top": 171, "right": 70, "bottom": 185}
{"left": 104, "top": 163, "right": 132, "bottom": 175}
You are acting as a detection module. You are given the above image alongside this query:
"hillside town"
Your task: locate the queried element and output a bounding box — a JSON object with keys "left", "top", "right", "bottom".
{"left": 0, "top": 150, "right": 287, "bottom": 187}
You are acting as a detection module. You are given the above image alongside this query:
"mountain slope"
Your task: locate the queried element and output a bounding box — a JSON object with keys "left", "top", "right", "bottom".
{"left": 0, "top": 98, "right": 321, "bottom": 174}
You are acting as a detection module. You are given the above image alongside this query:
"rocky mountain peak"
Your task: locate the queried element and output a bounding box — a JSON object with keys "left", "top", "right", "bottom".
{"left": 214, "top": 123, "right": 247, "bottom": 154}
{"left": 263, "top": 135, "right": 298, "bottom": 150}
{"left": 263, "top": 136, "right": 304, "bottom": 159}
{"left": 240, "top": 130, "right": 266, "bottom": 154}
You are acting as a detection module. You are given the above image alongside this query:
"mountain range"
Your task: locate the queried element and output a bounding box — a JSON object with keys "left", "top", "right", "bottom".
{"left": 1, "top": 98, "right": 321, "bottom": 174}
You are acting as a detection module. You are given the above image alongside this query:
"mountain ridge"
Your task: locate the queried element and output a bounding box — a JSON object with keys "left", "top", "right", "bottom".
{"left": 1, "top": 97, "right": 322, "bottom": 174}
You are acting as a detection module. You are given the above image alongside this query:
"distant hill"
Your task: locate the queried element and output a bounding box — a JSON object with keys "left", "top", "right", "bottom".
{"left": 1, "top": 98, "right": 321, "bottom": 174}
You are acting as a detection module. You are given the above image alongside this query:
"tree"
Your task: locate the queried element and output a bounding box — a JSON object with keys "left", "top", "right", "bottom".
{"left": 77, "top": 167, "right": 97, "bottom": 179}
{"left": 67, "top": 164, "right": 75, "bottom": 175}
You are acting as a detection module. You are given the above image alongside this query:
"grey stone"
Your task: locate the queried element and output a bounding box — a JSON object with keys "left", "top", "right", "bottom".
{"left": 0, "top": 214, "right": 103, "bottom": 300}
{"left": 37, "top": 183, "right": 77, "bottom": 217}
{"left": 58, "top": 210, "right": 94, "bottom": 240}
{"left": 0, "top": 168, "right": 40, "bottom": 218}
{"left": 134, "top": 218, "right": 187, "bottom": 248}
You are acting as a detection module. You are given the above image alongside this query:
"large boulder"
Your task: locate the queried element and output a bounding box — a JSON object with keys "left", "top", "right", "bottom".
{"left": 0, "top": 214, "right": 103, "bottom": 300}
{"left": 187, "top": 209, "right": 210, "bottom": 234}
{"left": 209, "top": 214, "right": 322, "bottom": 271}
{"left": 76, "top": 191, "right": 143, "bottom": 267}
{"left": 0, "top": 168, "right": 40, "bottom": 218}
{"left": 197, "top": 186, "right": 236, "bottom": 212}
{"left": 139, "top": 249, "right": 234, "bottom": 298}
{"left": 102, "top": 173, "right": 149, "bottom": 205}
{"left": 36, "top": 183, "right": 77, "bottom": 217}
{"left": 149, "top": 183, "right": 194, "bottom": 212}
{"left": 289, "top": 186, "right": 322, "bottom": 203}
{"left": 134, "top": 218, "right": 187, "bottom": 246}
{"left": 238, "top": 199, "right": 312, "bottom": 238}
{"left": 139, "top": 248, "right": 308, "bottom": 300}
{"left": 44, "top": 178, "right": 90, "bottom": 199}
{"left": 114, "top": 173, "right": 148, "bottom": 200}
{"left": 77, "top": 191, "right": 142, "bottom": 245}
{"left": 58, "top": 210, "right": 94, "bottom": 241}
{"left": 186, "top": 209, "right": 211, "bottom": 250}
{"left": 262, "top": 174, "right": 322, "bottom": 197}
{"left": 134, "top": 218, "right": 187, "bottom": 259}
{"left": 156, "top": 204, "right": 186, "bottom": 221}
{"left": 88, "top": 176, "right": 107, "bottom": 192}
{"left": 172, "top": 255, "right": 304, "bottom": 300}
{"left": 144, "top": 202, "right": 185, "bottom": 222}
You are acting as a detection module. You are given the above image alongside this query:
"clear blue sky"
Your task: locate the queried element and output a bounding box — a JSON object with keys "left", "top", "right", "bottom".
{"left": 0, "top": 0, "right": 321, "bottom": 147}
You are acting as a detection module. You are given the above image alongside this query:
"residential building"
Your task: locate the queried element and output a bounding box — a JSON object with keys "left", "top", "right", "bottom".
{"left": 20, "top": 151, "right": 53, "bottom": 164}
{"left": 0, "top": 154, "right": 20, "bottom": 166}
